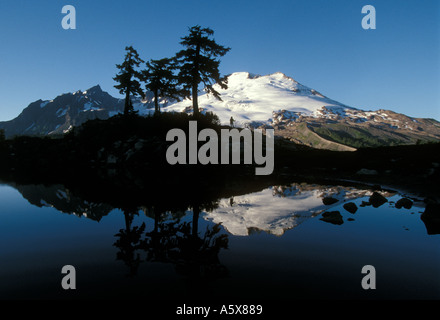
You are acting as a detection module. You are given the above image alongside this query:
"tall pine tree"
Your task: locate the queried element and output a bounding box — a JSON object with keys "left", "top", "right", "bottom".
{"left": 141, "top": 58, "right": 180, "bottom": 115}
{"left": 113, "top": 46, "right": 145, "bottom": 115}
{"left": 175, "top": 26, "right": 230, "bottom": 116}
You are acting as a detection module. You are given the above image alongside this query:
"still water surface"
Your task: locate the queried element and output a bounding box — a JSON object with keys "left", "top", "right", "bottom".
{"left": 0, "top": 182, "right": 438, "bottom": 300}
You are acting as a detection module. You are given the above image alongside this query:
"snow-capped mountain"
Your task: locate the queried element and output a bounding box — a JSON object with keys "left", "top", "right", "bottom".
{"left": 163, "top": 72, "right": 353, "bottom": 126}
{"left": 161, "top": 72, "right": 440, "bottom": 149}
{"left": 1, "top": 72, "right": 439, "bottom": 149}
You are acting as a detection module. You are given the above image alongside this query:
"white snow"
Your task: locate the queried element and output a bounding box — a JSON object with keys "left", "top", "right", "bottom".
{"left": 162, "top": 72, "right": 354, "bottom": 127}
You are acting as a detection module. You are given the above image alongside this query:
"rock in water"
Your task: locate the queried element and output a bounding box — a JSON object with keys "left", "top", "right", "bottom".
{"left": 343, "top": 202, "right": 358, "bottom": 214}
{"left": 320, "top": 211, "right": 344, "bottom": 225}
{"left": 369, "top": 192, "right": 388, "bottom": 208}
{"left": 395, "top": 198, "right": 413, "bottom": 209}
{"left": 322, "top": 197, "right": 339, "bottom": 205}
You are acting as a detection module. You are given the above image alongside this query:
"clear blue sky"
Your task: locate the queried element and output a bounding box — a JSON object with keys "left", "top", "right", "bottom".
{"left": 0, "top": 0, "right": 439, "bottom": 121}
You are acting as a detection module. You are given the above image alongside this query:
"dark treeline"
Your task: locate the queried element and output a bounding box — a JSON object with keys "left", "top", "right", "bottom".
{"left": 0, "top": 111, "right": 439, "bottom": 201}
{"left": 0, "top": 112, "right": 285, "bottom": 208}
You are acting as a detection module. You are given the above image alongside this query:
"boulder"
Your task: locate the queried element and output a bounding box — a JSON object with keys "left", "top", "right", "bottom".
{"left": 395, "top": 198, "right": 413, "bottom": 209}
{"left": 320, "top": 211, "right": 343, "bottom": 225}
{"left": 322, "top": 197, "right": 339, "bottom": 205}
{"left": 343, "top": 202, "right": 358, "bottom": 214}
{"left": 369, "top": 192, "right": 388, "bottom": 208}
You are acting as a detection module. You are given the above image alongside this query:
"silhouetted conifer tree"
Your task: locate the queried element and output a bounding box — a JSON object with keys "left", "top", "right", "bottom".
{"left": 113, "top": 46, "right": 145, "bottom": 115}
{"left": 175, "top": 25, "right": 230, "bottom": 116}
{"left": 141, "top": 58, "right": 180, "bottom": 115}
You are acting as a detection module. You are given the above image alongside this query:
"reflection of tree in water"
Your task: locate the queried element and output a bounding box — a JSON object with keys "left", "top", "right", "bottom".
{"left": 113, "top": 203, "right": 229, "bottom": 279}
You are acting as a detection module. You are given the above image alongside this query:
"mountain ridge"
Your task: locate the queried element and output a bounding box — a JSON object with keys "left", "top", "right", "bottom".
{"left": 1, "top": 71, "right": 439, "bottom": 149}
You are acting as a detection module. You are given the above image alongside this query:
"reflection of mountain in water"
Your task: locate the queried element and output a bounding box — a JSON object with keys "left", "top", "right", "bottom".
{"left": 204, "top": 183, "right": 393, "bottom": 236}
{"left": 8, "top": 182, "right": 113, "bottom": 221}
{"left": 2, "top": 179, "right": 438, "bottom": 236}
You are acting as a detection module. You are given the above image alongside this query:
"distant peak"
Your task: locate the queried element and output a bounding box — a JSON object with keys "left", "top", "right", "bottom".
{"left": 228, "top": 71, "right": 298, "bottom": 83}
{"left": 266, "top": 71, "right": 297, "bottom": 81}
{"left": 270, "top": 71, "right": 287, "bottom": 77}
{"left": 83, "top": 85, "right": 102, "bottom": 95}
{"left": 226, "top": 72, "right": 260, "bottom": 79}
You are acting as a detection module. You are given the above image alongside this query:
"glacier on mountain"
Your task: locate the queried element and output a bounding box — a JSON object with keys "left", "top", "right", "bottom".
{"left": 161, "top": 72, "right": 352, "bottom": 127}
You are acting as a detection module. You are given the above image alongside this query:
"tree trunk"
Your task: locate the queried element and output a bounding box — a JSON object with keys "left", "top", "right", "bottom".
{"left": 192, "top": 43, "right": 201, "bottom": 117}
{"left": 124, "top": 90, "right": 130, "bottom": 115}
{"left": 154, "top": 89, "right": 159, "bottom": 114}
{"left": 192, "top": 83, "right": 199, "bottom": 116}
{"left": 192, "top": 204, "right": 200, "bottom": 237}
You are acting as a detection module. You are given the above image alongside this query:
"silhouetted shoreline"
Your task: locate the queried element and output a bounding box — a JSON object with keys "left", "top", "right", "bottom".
{"left": 0, "top": 113, "right": 439, "bottom": 204}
